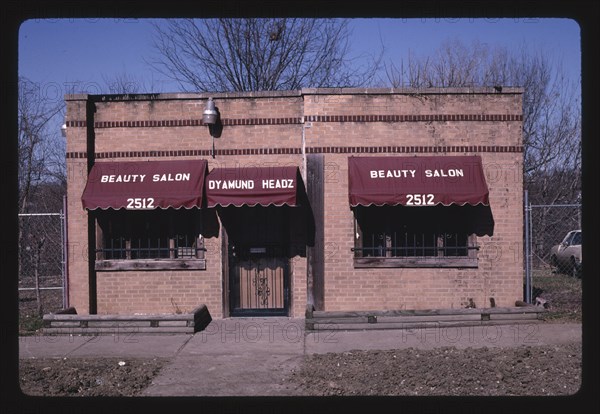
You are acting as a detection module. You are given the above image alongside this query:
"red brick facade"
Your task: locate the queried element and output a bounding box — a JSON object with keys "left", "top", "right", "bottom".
{"left": 65, "top": 88, "right": 523, "bottom": 318}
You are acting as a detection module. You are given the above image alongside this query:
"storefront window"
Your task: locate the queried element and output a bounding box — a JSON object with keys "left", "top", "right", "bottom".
{"left": 94, "top": 208, "right": 206, "bottom": 270}
{"left": 352, "top": 205, "right": 480, "bottom": 268}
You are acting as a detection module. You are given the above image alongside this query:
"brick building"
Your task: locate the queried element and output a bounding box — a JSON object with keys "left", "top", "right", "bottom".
{"left": 65, "top": 88, "right": 524, "bottom": 319}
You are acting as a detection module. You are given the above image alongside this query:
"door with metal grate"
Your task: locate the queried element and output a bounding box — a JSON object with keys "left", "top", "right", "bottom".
{"left": 229, "top": 244, "right": 289, "bottom": 316}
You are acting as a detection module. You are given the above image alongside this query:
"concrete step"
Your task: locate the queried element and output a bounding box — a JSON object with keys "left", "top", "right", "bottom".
{"left": 42, "top": 326, "right": 195, "bottom": 335}
{"left": 42, "top": 304, "right": 212, "bottom": 335}
{"left": 306, "top": 306, "right": 546, "bottom": 331}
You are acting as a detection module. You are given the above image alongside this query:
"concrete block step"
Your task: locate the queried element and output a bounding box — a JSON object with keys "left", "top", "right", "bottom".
{"left": 42, "top": 304, "right": 212, "bottom": 335}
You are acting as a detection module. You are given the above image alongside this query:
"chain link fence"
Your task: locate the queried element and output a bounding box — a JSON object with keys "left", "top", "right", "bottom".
{"left": 525, "top": 198, "right": 582, "bottom": 303}
{"left": 18, "top": 212, "right": 66, "bottom": 315}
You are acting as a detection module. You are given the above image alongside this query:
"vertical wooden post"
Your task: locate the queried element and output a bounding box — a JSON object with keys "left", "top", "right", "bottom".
{"left": 197, "top": 236, "right": 205, "bottom": 259}
{"left": 221, "top": 226, "right": 230, "bottom": 317}
{"left": 353, "top": 213, "right": 363, "bottom": 258}
{"left": 86, "top": 98, "right": 97, "bottom": 314}
{"left": 169, "top": 238, "right": 176, "bottom": 259}
{"left": 95, "top": 218, "right": 103, "bottom": 260}
{"left": 306, "top": 154, "right": 324, "bottom": 311}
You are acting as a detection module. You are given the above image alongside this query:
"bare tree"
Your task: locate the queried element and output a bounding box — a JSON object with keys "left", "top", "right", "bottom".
{"left": 18, "top": 77, "right": 66, "bottom": 317}
{"left": 386, "top": 39, "right": 500, "bottom": 88}
{"left": 101, "top": 71, "right": 160, "bottom": 94}
{"left": 385, "top": 39, "right": 581, "bottom": 206}
{"left": 149, "top": 18, "right": 381, "bottom": 92}
{"left": 18, "top": 77, "right": 65, "bottom": 214}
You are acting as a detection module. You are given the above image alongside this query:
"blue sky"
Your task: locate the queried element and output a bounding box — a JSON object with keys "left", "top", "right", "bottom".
{"left": 19, "top": 17, "right": 581, "bottom": 101}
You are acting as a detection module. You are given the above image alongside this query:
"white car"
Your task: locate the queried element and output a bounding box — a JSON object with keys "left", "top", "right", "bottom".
{"left": 550, "top": 230, "right": 582, "bottom": 277}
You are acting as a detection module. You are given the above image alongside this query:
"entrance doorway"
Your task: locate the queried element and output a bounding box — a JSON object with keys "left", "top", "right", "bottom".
{"left": 220, "top": 206, "right": 291, "bottom": 316}
{"left": 228, "top": 244, "right": 289, "bottom": 316}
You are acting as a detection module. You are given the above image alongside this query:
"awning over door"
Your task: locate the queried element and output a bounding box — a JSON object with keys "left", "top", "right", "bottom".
{"left": 206, "top": 166, "right": 304, "bottom": 207}
{"left": 81, "top": 160, "right": 208, "bottom": 210}
{"left": 348, "top": 155, "right": 490, "bottom": 207}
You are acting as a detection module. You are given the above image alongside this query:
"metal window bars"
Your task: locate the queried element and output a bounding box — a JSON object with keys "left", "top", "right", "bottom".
{"left": 97, "top": 234, "right": 206, "bottom": 260}
{"left": 353, "top": 231, "right": 475, "bottom": 258}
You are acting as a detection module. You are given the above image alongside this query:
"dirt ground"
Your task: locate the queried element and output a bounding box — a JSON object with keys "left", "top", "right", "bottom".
{"left": 18, "top": 341, "right": 582, "bottom": 397}
{"left": 19, "top": 357, "right": 166, "bottom": 397}
{"left": 18, "top": 270, "right": 582, "bottom": 397}
{"left": 291, "top": 343, "right": 581, "bottom": 396}
{"left": 292, "top": 269, "right": 583, "bottom": 397}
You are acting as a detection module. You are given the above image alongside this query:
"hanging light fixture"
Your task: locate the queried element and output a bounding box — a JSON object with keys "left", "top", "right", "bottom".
{"left": 61, "top": 119, "right": 67, "bottom": 137}
{"left": 202, "top": 97, "right": 218, "bottom": 125}
{"left": 202, "top": 97, "right": 221, "bottom": 158}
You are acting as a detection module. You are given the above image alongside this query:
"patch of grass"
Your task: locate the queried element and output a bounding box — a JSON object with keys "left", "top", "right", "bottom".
{"left": 19, "top": 288, "right": 63, "bottom": 335}
{"left": 532, "top": 266, "right": 582, "bottom": 322}
{"left": 19, "top": 314, "right": 44, "bottom": 335}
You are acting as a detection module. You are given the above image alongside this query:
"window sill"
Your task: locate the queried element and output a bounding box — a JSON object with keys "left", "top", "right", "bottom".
{"left": 353, "top": 257, "right": 478, "bottom": 268}
{"left": 95, "top": 259, "right": 206, "bottom": 271}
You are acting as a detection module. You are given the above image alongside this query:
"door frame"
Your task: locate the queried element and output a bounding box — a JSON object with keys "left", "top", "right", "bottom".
{"left": 227, "top": 242, "right": 290, "bottom": 317}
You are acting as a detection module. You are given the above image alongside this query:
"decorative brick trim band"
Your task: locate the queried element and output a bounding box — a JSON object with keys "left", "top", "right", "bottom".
{"left": 94, "top": 120, "right": 202, "bottom": 128}
{"left": 223, "top": 117, "right": 302, "bottom": 126}
{"left": 66, "top": 148, "right": 302, "bottom": 159}
{"left": 67, "top": 145, "right": 522, "bottom": 159}
{"left": 66, "top": 152, "right": 88, "bottom": 158}
{"left": 66, "top": 120, "right": 87, "bottom": 127}
{"left": 306, "top": 145, "right": 523, "bottom": 154}
{"left": 68, "top": 118, "right": 303, "bottom": 128}
{"left": 66, "top": 114, "right": 522, "bottom": 129}
{"left": 306, "top": 114, "right": 522, "bottom": 122}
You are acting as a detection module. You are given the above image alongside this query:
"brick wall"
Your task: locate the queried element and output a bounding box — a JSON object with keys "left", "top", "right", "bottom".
{"left": 319, "top": 152, "right": 522, "bottom": 311}
{"left": 65, "top": 96, "right": 91, "bottom": 314}
{"left": 65, "top": 88, "right": 523, "bottom": 316}
{"left": 96, "top": 270, "right": 222, "bottom": 315}
{"left": 301, "top": 90, "right": 523, "bottom": 310}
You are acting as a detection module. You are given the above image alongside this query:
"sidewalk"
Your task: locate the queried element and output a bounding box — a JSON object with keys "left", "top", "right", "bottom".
{"left": 19, "top": 318, "right": 582, "bottom": 396}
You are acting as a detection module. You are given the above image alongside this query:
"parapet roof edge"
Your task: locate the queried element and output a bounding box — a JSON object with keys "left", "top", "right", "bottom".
{"left": 65, "top": 87, "right": 523, "bottom": 102}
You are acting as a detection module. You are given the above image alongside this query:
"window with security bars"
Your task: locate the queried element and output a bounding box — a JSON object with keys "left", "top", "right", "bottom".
{"left": 94, "top": 209, "right": 206, "bottom": 268}
{"left": 353, "top": 205, "right": 482, "bottom": 268}
{"left": 360, "top": 231, "right": 470, "bottom": 257}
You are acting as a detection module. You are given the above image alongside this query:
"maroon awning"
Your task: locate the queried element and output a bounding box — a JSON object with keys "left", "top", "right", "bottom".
{"left": 206, "top": 166, "right": 303, "bottom": 207}
{"left": 81, "top": 160, "right": 208, "bottom": 210}
{"left": 348, "top": 155, "right": 490, "bottom": 207}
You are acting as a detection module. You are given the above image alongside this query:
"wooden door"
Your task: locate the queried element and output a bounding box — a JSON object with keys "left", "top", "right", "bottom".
{"left": 229, "top": 245, "right": 289, "bottom": 315}
{"left": 221, "top": 206, "right": 291, "bottom": 316}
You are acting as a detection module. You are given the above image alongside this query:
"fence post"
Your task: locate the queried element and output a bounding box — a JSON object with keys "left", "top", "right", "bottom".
{"left": 524, "top": 190, "right": 532, "bottom": 304}
{"left": 62, "top": 195, "right": 68, "bottom": 309}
